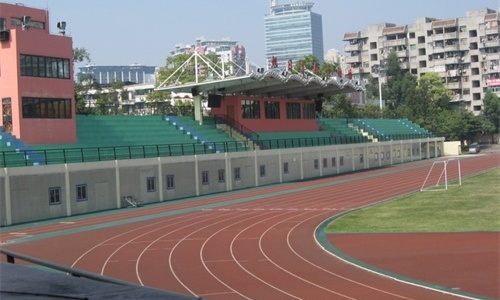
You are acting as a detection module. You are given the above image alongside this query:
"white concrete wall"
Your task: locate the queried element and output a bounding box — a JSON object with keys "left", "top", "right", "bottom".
{"left": 0, "top": 138, "right": 444, "bottom": 226}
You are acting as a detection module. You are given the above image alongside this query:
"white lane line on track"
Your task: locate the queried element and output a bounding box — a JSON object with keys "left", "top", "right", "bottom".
{"left": 256, "top": 210, "right": 357, "bottom": 300}
{"left": 199, "top": 291, "right": 239, "bottom": 297}
{"left": 201, "top": 211, "right": 289, "bottom": 300}
{"left": 135, "top": 212, "right": 229, "bottom": 291}
{"left": 204, "top": 258, "right": 269, "bottom": 263}
{"left": 70, "top": 211, "right": 207, "bottom": 276}
{"left": 283, "top": 213, "right": 417, "bottom": 300}
{"left": 168, "top": 211, "right": 259, "bottom": 299}
{"left": 229, "top": 211, "right": 311, "bottom": 300}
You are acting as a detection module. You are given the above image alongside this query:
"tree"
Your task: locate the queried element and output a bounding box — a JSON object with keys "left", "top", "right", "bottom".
{"left": 363, "top": 74, "right": 380, "bottom": 102}
{"left": 291, "top": 55, "right": 338, "bottom": 78}
{"left": 482, "top": 90, "right": 500, "bottom": 142}
{"left": 73, "top": 47, "right": 96, "bottom": 115}
{"left": 383, "top": 50, "right": 420, "bottom": 111}
{"left": 156, "top": 52, "right": 221, "bottom": 87}
{"left": 430, "top": 109, "right": 483, "bottom": 144}
{"left": 154, "top": 52, "right": 224, "bottom": 117}
{"left": 322, "top": 94, "right": 358, "bottom": 118}
{"left": 409, "top": 73, "right": 451, "bottom": 128}
{"left": 73, "top": 47, "right": 91, "bottom": 64}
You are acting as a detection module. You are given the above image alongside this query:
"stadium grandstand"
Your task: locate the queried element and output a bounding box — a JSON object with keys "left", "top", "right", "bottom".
{"left": 0, "top": 113, "right": 434, "bottom": 167}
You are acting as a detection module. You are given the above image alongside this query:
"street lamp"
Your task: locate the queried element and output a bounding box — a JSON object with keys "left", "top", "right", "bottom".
{"left": 376, "top": 51, "right": 387, "bottom": 111}
{"left": 378, "top": 67, "right": 385, "bottom": 110}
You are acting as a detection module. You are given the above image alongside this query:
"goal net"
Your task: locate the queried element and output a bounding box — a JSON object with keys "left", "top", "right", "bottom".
{"left": 420, "top": 158, "right": 462, "bottom": 192}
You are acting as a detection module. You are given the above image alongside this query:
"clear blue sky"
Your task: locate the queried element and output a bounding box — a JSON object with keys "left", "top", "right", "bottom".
{"left": 5, "top": 0, "right": 499, "bottom": 68}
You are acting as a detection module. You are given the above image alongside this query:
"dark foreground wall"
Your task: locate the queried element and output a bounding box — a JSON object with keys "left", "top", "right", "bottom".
{"left": 0, "top": 139, "right": 443, "bottom": 226}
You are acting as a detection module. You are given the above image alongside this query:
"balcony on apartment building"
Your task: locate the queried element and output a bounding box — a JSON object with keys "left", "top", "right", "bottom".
{"left": 445, "top": 79, "right": 462, "bottom": 90}
{"left": 349, "top": 61, "right": 364, "bottom": 74}
{"left": 485, "top": 26, "right": 499, "bottom": 35}
{"left": 428, "top": 31, "right": 459, "bottom": 43}
{"left": 480, "top": 35, "right": 500, "bottom": 49}
{"left": 450, "top": 92, "right": 463, "bottom": 102}
{"left": 345, "top": 52, "right": 369, "bottom": 64}
{"left": 483, "top": 62, "right": 500, "bottom": 75}
{"left": 445, "top": 55, "right": 469, "bottom": 65}
{"left": 344, "top": 41, "right": 363, "bottom": 52}
{"left": 382, "top": 37, "right": 408, "bottom": 48}
{"left": 427, "top": 40, "right": 461, "bottom": 54}
{"left": 481, "top": 50, "right": 500, "bottom": 61}
{"left": 343, "top": 31, "right": 362, "bottom": 49}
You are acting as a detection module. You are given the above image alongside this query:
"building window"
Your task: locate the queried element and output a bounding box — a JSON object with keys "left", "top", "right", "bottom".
{"left": 218, "top": 169, "right": 225, "bottom": 183}
{"left": 76, "top": 184, "right": 87, "bottom": 202}
{"left": 146, "top": 177, "right": 156, "bottom": 192}
{"left": 340, "top": 156, "right": 344, "bottom": 166}
{"left": 303, "top": 103, "right": 315, "bottom": 119}
{"left": 387, "top": 151, "right": 390, "bottom": 159}
{"left": 314, "top": 159, "right": 319, "bottom": 170}
{"left": 241, "top": 100, "right": 260, "bottom": 119}
{"left": 259, "top": 165, "right": 266, "bottom": 177}
{"left": 265, "top": 101, "right": 280, "bottom": 119}
{"left": 202, "top": 171, "right": 209, "bottom": 185}
{"left": 283, "top": 162, "right": 289, "bottom": 174}
{"left": 359, "top": 154, "right": 364, "bottom": 164}
{"left": 234, "top": 167, "right": 241, "bottom": 181}
{"left": 0, "top": 17, "right": 6, "bottom": 31}
{"left": 332, "top": 157, "right": 336, "bottom": 167}
{"left": 20, "top": 54, "right": 70, "bottom": 79}
{"left": 286, "top": 102, "right": 301, "bottom": 119}
{"left": 166, "top": 175, "right": 175, "bottom": 190}
{"left": 22, "top": 97, "right": 71, "bottom": 119}
{"left": 49, "top": 187, "right": 61, "bottom": 205}
{"left": 323, "top": 158, "right": 328, "bottom": 168}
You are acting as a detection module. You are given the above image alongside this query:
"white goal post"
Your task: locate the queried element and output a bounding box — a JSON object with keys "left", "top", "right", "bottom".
{"left": 420, "top": 158, "right": 462, "bottom": 192}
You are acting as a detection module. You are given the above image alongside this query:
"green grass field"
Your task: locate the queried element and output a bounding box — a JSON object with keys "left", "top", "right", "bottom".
{"left": 327, "top": 168, "right": 500, "bottom": 233}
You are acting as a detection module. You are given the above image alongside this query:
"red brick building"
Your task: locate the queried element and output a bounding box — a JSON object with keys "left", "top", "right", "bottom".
{"left": 0, "top": 2, "right": 76, "bottom": 144}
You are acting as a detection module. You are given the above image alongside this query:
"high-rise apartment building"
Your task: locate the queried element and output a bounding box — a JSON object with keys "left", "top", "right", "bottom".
{"left": 264, "top": 1, "right": 324, "bottom": 68}
{"left": 343, "top": 8, "right": 499, "bottom": 114}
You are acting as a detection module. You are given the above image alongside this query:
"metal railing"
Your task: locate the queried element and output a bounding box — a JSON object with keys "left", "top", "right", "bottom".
{"left": 0, "top": 140, "right": 252, "bottom": 168}
{"left": 213, "top": 114, "right": 260, "bottom": 142}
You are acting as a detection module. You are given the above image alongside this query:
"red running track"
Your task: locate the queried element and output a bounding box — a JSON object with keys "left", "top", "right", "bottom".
{"left": 2, "top": 154, "right": 499, "bottom": 300}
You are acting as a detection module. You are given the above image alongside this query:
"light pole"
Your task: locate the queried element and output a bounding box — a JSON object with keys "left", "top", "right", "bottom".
{"left": 378, "top": 73, "right": 383, "bottom": 110}
{"left": 377, "top": 53, "right": 387, "bottom": 112}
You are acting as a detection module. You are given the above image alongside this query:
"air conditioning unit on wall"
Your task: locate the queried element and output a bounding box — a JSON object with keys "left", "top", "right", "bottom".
{"left": 0, "top": 30, "right": 9, "bottom": 41}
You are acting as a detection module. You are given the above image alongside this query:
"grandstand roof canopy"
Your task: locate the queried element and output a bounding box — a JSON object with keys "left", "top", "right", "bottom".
{"left": 156, "top": 70, "right": 364, "bottom": 100}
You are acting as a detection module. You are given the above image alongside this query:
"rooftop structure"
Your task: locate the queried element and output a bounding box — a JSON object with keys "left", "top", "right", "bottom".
{"left": 77, "top": 64, "right": 157, "bottom": 85}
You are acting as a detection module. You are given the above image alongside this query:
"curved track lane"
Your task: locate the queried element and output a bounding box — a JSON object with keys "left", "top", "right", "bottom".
{"left": 2, "top": 154, "right": 498, "bottom": 300}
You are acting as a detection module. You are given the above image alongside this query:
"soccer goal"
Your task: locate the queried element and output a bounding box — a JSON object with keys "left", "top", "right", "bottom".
{"left": 420, "top": 158, "right": 462, "bottom": 192}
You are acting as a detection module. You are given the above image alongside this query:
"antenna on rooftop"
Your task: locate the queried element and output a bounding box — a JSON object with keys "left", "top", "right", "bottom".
{"left": 57, "top": 21, "right": 66, "bottom": 36}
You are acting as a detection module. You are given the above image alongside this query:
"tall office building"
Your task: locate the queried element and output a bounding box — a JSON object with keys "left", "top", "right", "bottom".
{"left": 264, "top": 1, "right": 324, "bottom": 68}
{"left": 343, "top": 8, "right": 499, "bottom": 115}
